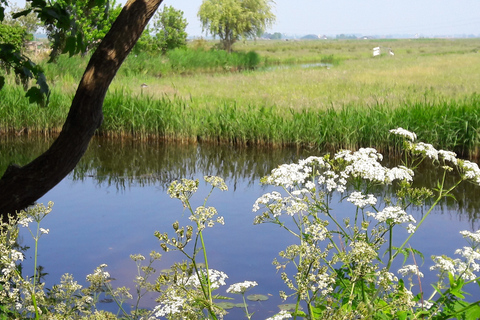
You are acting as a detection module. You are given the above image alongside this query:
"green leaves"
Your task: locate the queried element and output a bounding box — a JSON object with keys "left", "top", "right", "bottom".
{"left": 0, "top": 43, "right": 50, "bottom": 106}
{"left": 152, "top": 5, "right": 188, "bottom": 54}
{"left": 198, "top": 0, "right": 275, "bottom": 52}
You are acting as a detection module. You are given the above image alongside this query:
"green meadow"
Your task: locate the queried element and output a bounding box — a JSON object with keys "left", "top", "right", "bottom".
{"left": 1, "top": 38, "right": 480, "bottom": 157}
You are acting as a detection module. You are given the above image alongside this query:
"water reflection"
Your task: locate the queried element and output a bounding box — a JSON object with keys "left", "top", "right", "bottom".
{"left": 2, "top": 136, "right": 480, "bottom": 318}
{"left": 2, "top": 136, "right": 478, "bottom": 225}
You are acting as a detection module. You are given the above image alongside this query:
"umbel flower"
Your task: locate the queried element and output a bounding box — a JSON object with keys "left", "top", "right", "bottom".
{"left": 226, "top": 280, "right": 258, "bottom": 294}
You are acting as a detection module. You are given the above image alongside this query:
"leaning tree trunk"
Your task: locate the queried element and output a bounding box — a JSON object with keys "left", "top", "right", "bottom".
{"left": 0, "top": 0, "right": 163, "bottom": 221}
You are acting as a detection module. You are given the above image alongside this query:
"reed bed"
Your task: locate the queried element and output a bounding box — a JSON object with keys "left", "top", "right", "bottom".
{"left": 1, "top": 86, "right": 479, "bottom": 157}
{"left": 1, "top": 39, "right": 480, "bottom": 157}
{"left": 99, "top": 91, "right": 480, "bottom": 158}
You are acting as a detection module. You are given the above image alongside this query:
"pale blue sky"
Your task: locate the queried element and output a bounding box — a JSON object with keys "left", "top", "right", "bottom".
{"left": 11, "top": 0, "right": 480, "bottom": 37}
{"left": 167, "top": 0, "right": 480, "bottom": 37}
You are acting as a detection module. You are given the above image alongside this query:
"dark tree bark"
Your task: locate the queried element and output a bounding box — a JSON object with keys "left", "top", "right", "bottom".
{"left": 0, "top": 0, "right": 163, "bottom": 221}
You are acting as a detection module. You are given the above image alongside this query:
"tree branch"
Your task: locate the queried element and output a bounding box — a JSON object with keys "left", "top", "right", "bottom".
{"left": 0, "top": 0, "right": 163, "bottom": 221}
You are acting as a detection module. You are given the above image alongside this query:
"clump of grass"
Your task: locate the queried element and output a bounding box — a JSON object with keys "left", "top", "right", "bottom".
{"left": 2, "top": 82, "right": 479, "bottom": 158}
{"left": 98, "top": 89, "right": 480, "bottom": 158}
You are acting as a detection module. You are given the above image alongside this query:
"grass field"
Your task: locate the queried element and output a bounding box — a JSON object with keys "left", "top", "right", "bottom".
{"left": 1, "top": 38, "right": 480, "bottom": 156}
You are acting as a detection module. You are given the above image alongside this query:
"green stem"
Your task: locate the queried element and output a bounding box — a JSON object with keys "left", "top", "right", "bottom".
{"left": 293, "top": 293, "right": 302, "bottom": 320}
{"left": 198, "top": 228, "right": 217, "bottom": 319}
{"left": 386, "top": 225, "right": 393, "bottom": 270}
{"left": 32, "top": 224, "right": 40, "bottom": 320}
{"left": 242, "top": 293, "right": 251, "bottom": 320}
{"left": 393, "top": 172, "right": 461, "bottom": 260}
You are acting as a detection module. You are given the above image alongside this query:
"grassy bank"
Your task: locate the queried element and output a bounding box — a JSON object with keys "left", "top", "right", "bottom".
{"left": 1, "top": 85, "right": 479, "bottom": 157}
{"left": 1, "top": 38, "right": 480, "bottom": 157}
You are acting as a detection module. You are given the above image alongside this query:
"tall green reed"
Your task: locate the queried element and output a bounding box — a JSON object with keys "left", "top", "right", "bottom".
{"left": 2, "top": 84, "right": 479, "bottom": 158}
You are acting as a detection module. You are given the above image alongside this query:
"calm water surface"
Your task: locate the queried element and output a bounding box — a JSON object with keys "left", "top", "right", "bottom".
{"left": 2, "top": 136, "right": 480, "bottom": 318}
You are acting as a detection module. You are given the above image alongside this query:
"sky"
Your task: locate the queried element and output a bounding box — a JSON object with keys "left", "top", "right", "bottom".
{"left": 165, "top": 0, "right": 480, "bottom": 37}
{"left": 11, "top": 0, "right": 480, "bottom": 37}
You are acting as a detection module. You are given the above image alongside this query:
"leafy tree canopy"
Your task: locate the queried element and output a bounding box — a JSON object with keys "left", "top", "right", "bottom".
{"left": 0, "top": 0, "right": 163, "bottom": 219}
{"left": 3, "top": 3, "right": 40, "bottom": 35}
{"left": 0, "top": 0, "right": 119, "bottom": 105}
{"left": 45, "top": 0, "right": 122, "bottom": 58}
{"left": 0, "top": 24, "right": 27, "bottom": 51}
{"left": 198, "top": 0, "right": 275, "bottom": 52}
{"left": 152, "top": 5, "right": 188, "bottom": 54}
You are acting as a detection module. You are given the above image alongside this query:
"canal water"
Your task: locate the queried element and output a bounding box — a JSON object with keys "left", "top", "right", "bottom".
{"left": 1, "top": 136, "right": 479, "bottom": 319}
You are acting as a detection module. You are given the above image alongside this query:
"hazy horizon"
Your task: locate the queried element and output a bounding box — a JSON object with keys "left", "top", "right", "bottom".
{"left": 10, "top": 0, "right": 480, "bottom": 38}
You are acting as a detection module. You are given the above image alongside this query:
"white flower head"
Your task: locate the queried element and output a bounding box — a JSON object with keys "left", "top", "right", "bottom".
{"left": 407, "top": 223, "right": 416, "bottom": 234}
{"left": 390, "top": 127, "right": 417, "bottom": 141}
{"left": 347, "top": 191, "right": 377, "bottom": 209}
{"left": 385, "top": 166, "right": 414, "bottom": 184}
{"left": 458, "top": 160, "right": 480, "bottom": 185}
{"left": 398, "top": 264, "right": 424, "bottom": 278}
{"left": 412, "top": 142, "right": 438, "bottom": 160}
{"left": 438, "top": 150, "right": 457, "bottom": 164}
{"left": 265, "top": 310, "right": 292, "bottom": 320}
{"left": 367, "top": 206, "right": 416, "bottom": 225}
{"left": 18, "top": 217, "right": 33, "bottom": 228}
{"left": 226, "top": 280, "right": 258, "bottom": 294}
{"left": 153, "top": 291, "right": 185, "bottom": 317}
{"left": 460, "top": 230, "right": 480, "bottom": 244}
{"left": 185, "top": 269, "right": 228, "bottom": 290}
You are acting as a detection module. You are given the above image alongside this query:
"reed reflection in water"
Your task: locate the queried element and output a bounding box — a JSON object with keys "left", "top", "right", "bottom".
{"left": 2, "top": 136, "right": 480, "bottom": 318}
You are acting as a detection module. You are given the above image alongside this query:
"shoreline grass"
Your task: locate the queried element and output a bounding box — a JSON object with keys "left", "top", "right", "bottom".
{"left": 1, "top": 38, "right": 480, "bottom": 157}
{"left": 1, "top": 85, "right": 479, "bottom": 158}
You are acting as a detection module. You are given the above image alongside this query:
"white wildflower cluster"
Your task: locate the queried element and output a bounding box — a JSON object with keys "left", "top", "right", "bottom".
{"left": 430, "top": 250, "right": 480, "bottom": 281}
{"left": 398, "top": 264, "right": 424, "bottom": 278}
{"left": 304, "top": 223, "right": 328, "bottom": 242}
{"left": 307, "top": 271, "right": 335, "bottom": 296}
{"left": 336, "top": 148, "right": 413, "bottom": 185}
{"left": 226, "top": 280, "right": 258, "bottom": 294}
{"left": 390, "top": 127, "right": 417, "bottom": 141}
{"left": 409, "top": 142, "right": 439, "bottom": 160}
{"left": 253, "top": 191, "right": 283, "bottom": 214}
{"left": 204, "top": 175, "right": 228, "bottom": 191}
{"left": 367, "top": 206, "right": 416, "bottom": 226}
{"left": 460, "top": 230, "right": 480, "bottom": 244}
{"left": 18, "top": 216, "right": 33, "bottom": 228}
{"left": 349, "top": 240, "right": 378, "bottom": 266}
{"left": 86, "top": 264, "right": 111, "bottom": 291}
{"left": 167, "top": 178, "right": 199, "bottom": 204}
{"left": 430, "top": 255, "right": 456, "bottom": 274}
{"left": 263, "top": 163, "right": 310, "bottom": 189}
{"left": 347, "top": 191, "right": 377, "bottom": 209}
{"left": 385, "top": 166, "right": 414, "bottom": 184}
{"left": 263, "top": 156, "right": 330, "bottom": 190}
{"left": 317, "top": 169, "right": 347, "bottom": 193}
{"left": 265, "top": 310, "right": 292, "bottom": 320}
{"left": 253, "top": 192, "right": 308, "bottom": 223}
{"left": 190, "top": 206, "right": 224, "bottom": 229}
{"left": 185, "top": 269, "right": 228, "bottom": 290}
{"left": 375, "top": 269, "right": 398, "bottom": 290}
{"left": 438, "top": 150, "right": 458, "bottom": 164}
{"left": 48, "top": 273, "right": 94, "bottom": 316}
{"left": 336, "top": 148, "right": 385, "bottom": 183}
{"left": 458, "top": 160, "right": 480, "bottom": 185}
{"left": 407, "top": 223, "right": 416, "bottom": 234}
{"left": 1, "top": 249, "right": 23, "bottom": 277}
{"left": 417, "top": 300, "right": 435, "bottom": 310}
{"left": 153, "top": 289, "right": 186, "bottom": 317}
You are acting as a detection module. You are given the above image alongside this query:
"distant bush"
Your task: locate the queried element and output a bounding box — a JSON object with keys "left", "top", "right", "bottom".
{"left": 167, "top": 48, "right": 260, "bottom": 72}
{"left": 0, "top": 24, "right": 27, "bottom": 52}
